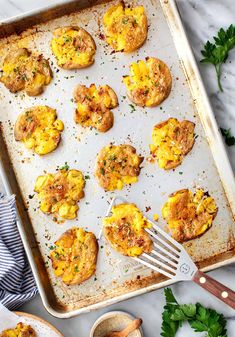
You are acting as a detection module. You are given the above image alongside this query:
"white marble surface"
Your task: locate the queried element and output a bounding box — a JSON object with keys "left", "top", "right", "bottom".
{"left": 0, "top": 0, "right": 234, "bottom": 336}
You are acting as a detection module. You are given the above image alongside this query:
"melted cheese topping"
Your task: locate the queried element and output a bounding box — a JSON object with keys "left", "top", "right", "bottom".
{"left": 51, "top": 27, "right": 96, "bottom": 68}
{"left": 162, "top": 189, "right": 218, "bottom": 242}
{"left": 0, "top": 48, "right": 52, "bottom": 96}
{"left": 95, "top": 144, "right": 143, "bottom": 191}
{"left": 34, "top": 169, "right": 85, "bottom": 219}
{"left": 1, "top": 323, "right": 35, "bottom": 337}
{"left": 74, "top": 84, "right": 118, "bottom": 132}
{"left": 150, "top": 118, "right": 195, "bottom": 169}
{"left": 103, "top": 3, "right": 147, "bottom": 52}
{"left": 50, "top": 227, "right": 98, "bottom": 285}
{"left": 103, "top": 203, "right": 153, "bottom": 256}
{"left": 123, "top": 57, "right": 172, "bottom": 107}
{"left": 15, "top": 106, "right": 64, "bottom": 155}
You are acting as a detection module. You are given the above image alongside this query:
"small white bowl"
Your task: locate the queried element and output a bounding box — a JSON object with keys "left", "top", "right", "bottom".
{"left": 89, "top": 310, "right": 143, "bottom": 337}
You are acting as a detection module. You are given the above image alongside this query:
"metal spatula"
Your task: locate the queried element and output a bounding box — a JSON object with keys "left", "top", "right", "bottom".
{"left": 104, "top": 196, "right": 235, "bottom": 309}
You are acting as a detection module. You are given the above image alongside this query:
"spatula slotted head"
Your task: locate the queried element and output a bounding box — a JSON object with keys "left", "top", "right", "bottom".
{"left": 104, "top": 196, "right": 198, "bottom": 281}
{"left": 136, "top": 222, "right": 198, "bottom": 281}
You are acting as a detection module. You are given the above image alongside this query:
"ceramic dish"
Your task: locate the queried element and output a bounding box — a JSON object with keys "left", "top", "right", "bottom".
{"left": 90, "top": 311, "right": 143, "bottom": 337}
{"left": 14, "top": 312, "right": 64, "bottom": 337}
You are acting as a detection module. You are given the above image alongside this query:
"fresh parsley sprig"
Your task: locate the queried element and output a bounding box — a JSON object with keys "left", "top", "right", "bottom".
{"left": 161, "top": 288, "right": 227, "bottom": 337}
{"left": 201, "top": 24, "right": 235, "bottom": 91}
{"left": 220, "top": 128, "right": 235, "bottom": 146}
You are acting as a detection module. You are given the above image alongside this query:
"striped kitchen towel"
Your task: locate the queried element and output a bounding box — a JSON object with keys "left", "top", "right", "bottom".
{"left": 0, "top": 194, "right": 38, "bottom": 310}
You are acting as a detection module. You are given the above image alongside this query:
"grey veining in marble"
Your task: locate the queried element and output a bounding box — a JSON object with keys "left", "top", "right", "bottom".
{"left": 0, "top": 1, "right": 234, "bottom": 336}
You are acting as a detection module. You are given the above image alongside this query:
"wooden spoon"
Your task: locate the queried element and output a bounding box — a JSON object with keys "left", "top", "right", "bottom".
{"left": 106, "top": 318, "right": 142, "bottom": 337}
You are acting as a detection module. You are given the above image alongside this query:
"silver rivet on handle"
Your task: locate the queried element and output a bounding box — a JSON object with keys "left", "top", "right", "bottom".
{"left": 221, "top": 291, "right": 228, "bottom": 298}
{"left": 199, "top": 277, "right": 206, "bottom": 284}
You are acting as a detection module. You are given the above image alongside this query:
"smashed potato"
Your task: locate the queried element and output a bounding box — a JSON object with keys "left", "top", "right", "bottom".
{"left": 103, "top": 2, "right": 148, "bottom": 52}
{"left": 103, "top": 203, "right": 153, "bottom": 256}
{"left": 0, "top": 48, "right": 52, "bottom": 96}
{"left": 51, "top": 26, "right": 96, "bottom": 69}
{"left": 162, "top": 189, "right": 218, "bottom": 242}
{"left": 95, "top": 144, "right": 143, "bottom": 191}
{"left": 150, "top": 118, "right": 195, "bottom": 169}
{"left": 34, "top": 169, "right": 85, "bottom": 220}
{"left": 14, "top": 105, "right": 64, "bottom": 155}
{"left": 0, "top": 323, "right": 35, "bottom": 337}
{"left": 74, "top": 84, "right": 118, "bottom": 132}
{"left": 50, "top": 227, "right": 98, "bottom": 285}
{"left": 123, "top": 57, "right": 172, "bottom": 107}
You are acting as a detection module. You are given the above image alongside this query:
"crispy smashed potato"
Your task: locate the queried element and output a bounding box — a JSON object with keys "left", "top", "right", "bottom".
{"left": 95, "top": 144, "right": 143, "bottom": 191}
{"left": 150, "top": 118, "right": 195, "bottom": 169}
{"left": 14, "top": 105, "right": 64, "bottom": 155}
{"left": 51, "top": 26, "right": 96, "bottom": 69}
{"left": 0, "top": 323, "right": 35, "bottom": 337}
{"left": 162, "top": 189, "right": 218, "bottom": 242}
{"left": 34, "top": 169, "right": 85, "bottom": 220}
{"left": 103, "top": 2, "right": 148, "bottom": 52}
{"left": 50, "top": 227, "right": 98, "bottom": 285}
{"left": 74, "top": 84, "right": 118, "bottom": 132}
{"left": 103, "top": 203, "right": 153, "bottom": 256}
{"left": 123, "top": 57, "right": 172, "bottom": 107}
{"left": 0, "top": 48, "right": 52, "bottom": 96}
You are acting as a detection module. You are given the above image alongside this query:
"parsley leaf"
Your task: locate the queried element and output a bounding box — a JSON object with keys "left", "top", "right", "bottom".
{"left": 189, "top": 304, "right": 227, "bottom": 337}
{"left": 161, "top": 288, "right": 227, "bottom": 337}
{"left": 161, "top": 289, "right": 180, "bottom": 337}
{"left": 220, "top": 128, "right": 235, "bottom": 146}
{"left": 201, "top": 24, "right": 235, "bottom": 91}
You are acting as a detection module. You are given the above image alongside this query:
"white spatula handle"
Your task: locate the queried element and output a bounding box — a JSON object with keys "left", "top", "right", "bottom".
{"left": 193, "top": 270, "right": 235, "bottom": 309}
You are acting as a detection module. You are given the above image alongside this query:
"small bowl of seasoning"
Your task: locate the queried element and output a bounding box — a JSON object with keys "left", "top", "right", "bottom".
{"left": 90, "top": 311, "right": 143, "bottom": 337}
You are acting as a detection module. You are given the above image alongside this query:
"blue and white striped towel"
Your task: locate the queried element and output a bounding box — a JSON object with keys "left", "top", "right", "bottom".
{"left": 0, "top": 194, "right": 38, "bottom": 310}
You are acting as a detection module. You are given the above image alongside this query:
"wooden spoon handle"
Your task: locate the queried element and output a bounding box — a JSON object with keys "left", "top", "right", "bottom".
{"left": 121, "top": 318, "right": 142, "bottom": 337}
{"left": 193, "top": 270, "right": 235, "bottom": 309}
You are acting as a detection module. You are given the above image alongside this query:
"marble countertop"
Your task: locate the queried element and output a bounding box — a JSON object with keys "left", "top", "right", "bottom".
{"left": 0, "top": 0, "right": 234, "bottom": 336}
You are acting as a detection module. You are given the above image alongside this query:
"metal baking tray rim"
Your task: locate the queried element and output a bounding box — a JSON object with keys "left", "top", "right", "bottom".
{"left": 0, "top": 0, "right": 234, "bottom": 318}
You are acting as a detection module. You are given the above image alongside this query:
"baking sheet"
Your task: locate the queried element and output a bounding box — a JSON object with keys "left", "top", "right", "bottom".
{"left": 0, "top": 0, "right": 234, "bottom": 318}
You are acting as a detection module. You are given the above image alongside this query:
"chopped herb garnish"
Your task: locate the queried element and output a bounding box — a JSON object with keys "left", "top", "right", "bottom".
{"left": 122, "top": 18, "right": 129, "bottom": 24}
{"left": 63, "top": 36, "right": 72, "bottom": 43}
{"left": 60, "top": 162, "right": 70, "bottom": 171}
{"left": 74, "top": 265, "right": 79, "bottom": 272}
{"left": 100, "top": 167, "right": 105, "bottom": 175}
{"left": 85, "top": 175, "right": 90, "bottom": 179}
{"left": 129, "top": 104, "right": 136, "bottom": 113}
{"left": 21, "top": 74, "right": 28, "bottom": 81}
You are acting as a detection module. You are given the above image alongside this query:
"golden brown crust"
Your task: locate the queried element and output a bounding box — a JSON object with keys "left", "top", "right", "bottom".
{"left": 50, "top": 227, "right": 98, "bottom": 285}
{"left": 123, "top": 57, "right": 172, "bottom": 107}
{"left": 34, "top": 169, "right": 85, "bottom": 220}
{"left": 0, "top": 48, "right": 52, "bottom": 96}
{"left": 103, "top": 203, "right": 153, "bottom": 256}
{"left": 51, "top": 26, "right": 96, "bottom": 69}
{"left": 162, "top": 189, "right": 218, "bottom": 242}
{"left": 95, "top": 144, "right": 144, "bottom": 191}
{"left": 74, "top": 84, "right": 118, "bottom": 132}
{"left": 103, "top": 2, "right": 148, "bottom": 52}
{"left": 14, "top": 106, "right": 64, "bottom": 155}
{"left": 150, "top": 118, "right": 195, "bottom": 170}
{"left": 0, "top": 323, "right": 35, "bottom": 337}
